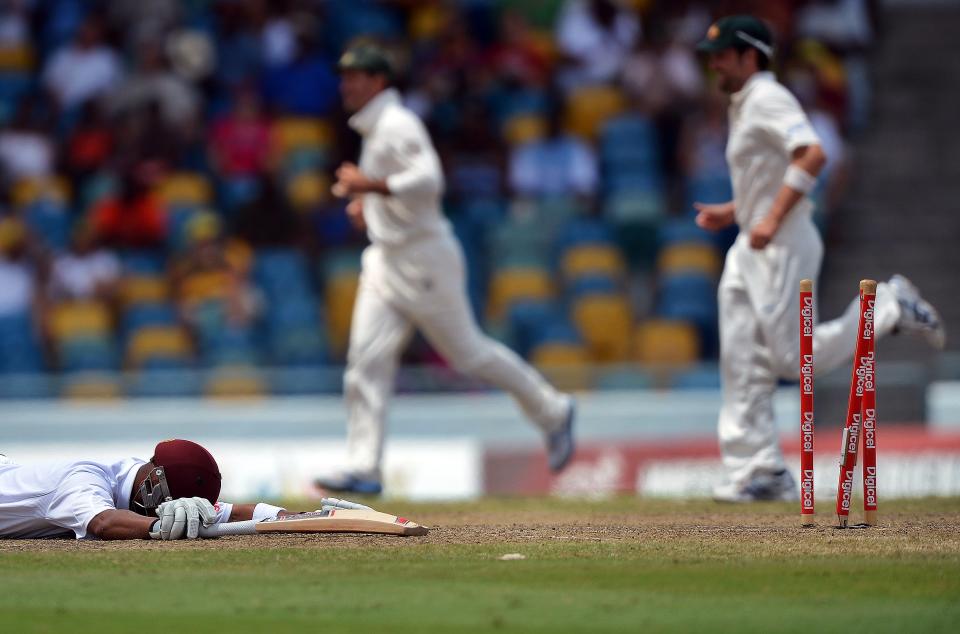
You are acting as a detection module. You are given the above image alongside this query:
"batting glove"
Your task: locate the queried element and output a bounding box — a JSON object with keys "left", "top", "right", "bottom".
{"left": 150, "top": 497, "right": 218, "bottom": 540}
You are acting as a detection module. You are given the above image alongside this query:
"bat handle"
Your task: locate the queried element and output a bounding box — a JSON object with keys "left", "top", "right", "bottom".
{"left": 198, "top": 519, "right": 259, "bottom": 538}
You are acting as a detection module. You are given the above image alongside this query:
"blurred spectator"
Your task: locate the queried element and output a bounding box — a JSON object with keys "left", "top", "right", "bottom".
{"left": 260, "top": 17, "right": 339, "bottom": 116}
{"left": 64, "top": 100, "right": 113, "bottom": 182}
{"left": 248, "top": 0, "right": 297, "bottom": 68}
{"left": 110, "top": 39, "right": 200, "bottom": 131}
{"left": 0, "top": 216, "right": 43, "bottom": 320}
{"left": 0, "top": 0, "right": 30, "bottom": 48}
{"left": 90, "top": 162, "right": 167, "bottom": 249}
{"left": 555, "top": 0, "right": 640, "bottom": 90}
{"left": 208, "top": 87, "right": 271, "bottom": 178}
{"left": 621, "top": 33, "right": 702, "bottom": 116}
{"left": 0, "top": 95, "right": 55, "bottom": 181}
{"left": 171, "top": 211, "right": 258, "bottom": 331}
{"left": 232, "top": 172, "right": 301, "bottom": 248}
{"left": 488, "top": 10, "right": 551, "bottom": 88}
{"left": 508, "top": 101, "right": 598, "bottom": 199}
{"left": 47, "top": 220, "right": 120, "bottom": 303}
{"left": 42, "top": 18, "right": 122, "bottom": 110}
{"left": 677, "top": 93, "right": 728, "bottom": 181}
{"left": 106, "top": 0, "right": 182, "bottom": 50}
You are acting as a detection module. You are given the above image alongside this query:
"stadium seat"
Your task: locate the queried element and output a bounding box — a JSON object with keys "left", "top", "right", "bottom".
{"left": 205, "top": 365, "right": 267, "bottom": 399}
{"left": 571, "top": 293, "right": 633, "bottom": 362}
{"left": 671, "top": 365, "right": 722, "bottom": 390}
{"left": 120, "top": 251, "right": 166, "bottom": 276}
{"left": 125, "top": 369, "right": 203, "bottom": 398}
{"left": 594, "top": 366, "right": 655, "bottom": 390}
{"left": 285, "top": 171, "right": 329, "bottom": 210}
{"left": 502, "top": 112, "right": 547, "bottom": 145}
{"left": 266, "top": 327, "right": 328, "bottom": 367}
{"left": 657, "top": 243, "right": 722, "bottom": 278}
{"left": 156, "top": 172, "right": 213, "bottom": 207}
{"left": 325, "top": 271, "right": 360, "bottom": 357}
{"left": 487, "top": 267, "right": 554, "bottom": 322}
{"left": 564, "top": 85, "right": 626, "bottom": 140}
{"left": 58, "top": 337, "right": 117, "bottom": 372}
{"left": 0, "top": 45, "right": 35, "bottom": 72}
{"left": 658, "top": 217, "right": 715, "bottom": 247}
{"left": 49, "top": 301, "right": 111, "bottom": 340}
{"left": 126, "top": 325, "right": 193, "bottom": 369}
{"left": 566, "top": 274, "right": 618, "bottom": 301}
{"left": 62, "top": 372, "right": 122, "bottom": 400}
{"left": 267, "top": 366, "right": 343, "bottom": 396}
{"left": 531, "top": 340, "right": 593, "bottom": 391}
{"left": 24, "top": 200, "right": 70, "bottom": 251}
{"left": 11, "top": 176, "right": 70, "bottom": 208}
{"left": 560, "top": 244, "right": 626, "bottom": 284}
{"left": 0, "top": 313, "right": 44, "bottom": 374}
{"left": 633, "top": 320, "right": 700, "bottom": 366}
{"left": 178, "top": 270, "right": 232, "bottom": 307}
{"left": 272, "top": 117, "right": 333, "bottom": 159}
{"left": 120, "top": 276, "right": 169, "bottom": 306}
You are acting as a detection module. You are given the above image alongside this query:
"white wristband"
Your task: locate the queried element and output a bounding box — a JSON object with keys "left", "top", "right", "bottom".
{"left": 253, "top": 503, "right": 285, "bottom": 521}
{"left": 784, "top": 164, "right": 817, "bottom": 194}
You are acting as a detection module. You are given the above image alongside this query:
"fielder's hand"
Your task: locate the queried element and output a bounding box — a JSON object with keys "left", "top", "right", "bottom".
{"left": 694, "top": 202, "right": 735, "bottom": 232}
{"left": 150, "top": 497, "right": 218, "bottom": 540}
{"left": 345, "top": 198, "right": 366, "bottom": 231}
{"left": 332, "top": 162, "right": 367, "bottom": 198}
{"left": 748, "top": 215, "right": 780, "bottom": 250}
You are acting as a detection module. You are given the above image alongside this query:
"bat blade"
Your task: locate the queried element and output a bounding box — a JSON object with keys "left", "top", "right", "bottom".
{"left": 254, "top": 509, "right": 429, "bottom": 536}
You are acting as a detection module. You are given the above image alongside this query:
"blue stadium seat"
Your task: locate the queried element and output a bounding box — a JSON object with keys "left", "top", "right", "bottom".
{"left": 0, "top": 314, "right": 44, "bottom": 374}
{"left": 25, "top": 201, "right": 71, "bottom": 251}
{"left": 120, "top": 251, "right": 166, "bottom": 275}
{"left": 59, "top": 337, "right": 118, "bottom": 373}
{"left": 671, "top": 365, "right": 722, "bottom": 390}
{"left": 126, "top": 369, "right": 203, "bottom": 398}
{"left": 266, "top": 327, "right": 328, "bottom": 367}
{"left": 268, "top": 367, "right": 343, "bottom": 396}
{"left": 121, "top": 304, "right": 177, "bottom": 337}
{"left": 658, "top": 217, "right": 715, "bottom": 248}
{"left": 566, "top": 275, "right": 619, "bottom": 301}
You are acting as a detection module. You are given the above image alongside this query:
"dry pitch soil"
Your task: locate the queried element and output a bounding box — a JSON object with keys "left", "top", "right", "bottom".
{"left": 3, "top": 499, "right": 958, "bottom": 557}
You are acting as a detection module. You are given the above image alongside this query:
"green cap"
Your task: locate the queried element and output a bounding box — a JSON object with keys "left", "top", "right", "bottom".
{"left": 696, "top": 15, "right": 774, "bottom": 59}
{"left": 337, "top": 44, "right": 393, "bottom": 79}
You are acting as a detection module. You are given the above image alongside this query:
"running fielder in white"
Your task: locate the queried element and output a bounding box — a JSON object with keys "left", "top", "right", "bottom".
{"left": 695, "top": 16, "right": 945, "bottom": 502}
{"left": 316, "top": 45, "right": 576, "bottom": 495}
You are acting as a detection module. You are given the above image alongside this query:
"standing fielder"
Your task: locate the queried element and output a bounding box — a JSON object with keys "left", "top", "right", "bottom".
{"left": 315, "top": 45, "right": 576, "bottom": 495}
{"left": 694, "top": 16, "right": 944, "bottom": 502}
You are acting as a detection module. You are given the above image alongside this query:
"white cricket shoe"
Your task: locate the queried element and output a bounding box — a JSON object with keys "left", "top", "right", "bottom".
{"left": 889, "top": 274, "right": 946, "bottom": 349}
{"left": 713, "top": 469, "right": 798, "bottom": 503}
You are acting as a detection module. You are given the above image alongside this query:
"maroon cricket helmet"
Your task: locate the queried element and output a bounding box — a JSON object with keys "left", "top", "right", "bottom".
{"left": 151, "top": 439, "right": 222, "bottom": 504}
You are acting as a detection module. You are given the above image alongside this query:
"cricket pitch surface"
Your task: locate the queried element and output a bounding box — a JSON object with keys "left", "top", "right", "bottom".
{"left": 2, "top": 497, "right": 959, "bottom": 633}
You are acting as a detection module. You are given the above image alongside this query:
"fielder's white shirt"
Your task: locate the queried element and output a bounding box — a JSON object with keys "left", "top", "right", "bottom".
{"left": 0, "top": 456, "right": 232, "bottom": 539}
{"left": 726, "top": 71, "right": 821, "bottom": 229}
{"left": 349, "top": 88, "right": 451, "bottom": 248}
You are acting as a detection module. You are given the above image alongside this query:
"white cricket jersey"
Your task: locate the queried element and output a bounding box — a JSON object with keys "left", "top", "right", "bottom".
{"left": 726, "top": 71, "right": 821, "bottom": 229}
{"left": 348, "top": 88, "right": 451, "bottom": 248}
{"left": 0, "top": 456, "right": 232, "bottom": 539}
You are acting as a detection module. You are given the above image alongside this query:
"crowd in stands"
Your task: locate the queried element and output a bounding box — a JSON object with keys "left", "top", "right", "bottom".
{"left": 0, "top": 0, "right": 878, "bottom": 398}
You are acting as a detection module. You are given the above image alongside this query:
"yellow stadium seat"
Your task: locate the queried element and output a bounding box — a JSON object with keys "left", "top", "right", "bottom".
{"left": 633, "top": 319, "right": 700, "bottom": 366}
{"left": 486, "top": 268, "right": 554, "bottom": 322}
{"left": 49, "top": 302, "right": 111, "bottom": 340}
{"left": 286, "top": 172, "right": 330, "bottom": 210}
{"left": 272, "top": 117, "right": 333, "bottom": 158}
{"left": 179, "top": 270, "right": 231, "bottom": 307}
{"left": 0, "top": 45, "right": 34, "bottom": 71}
{"left": 11, "top": 176, "right": 70, "bottom": 208}
{"left": 156, "top": 172, "right": 213, "bottom": 206}
{"left": 502, "top": 113, "right": 547, "bottom": 146}
{"left": 325, "top": 272, "right": 360, "bottom": 357}
{"left": 564, "top": 86, "right": 627, "bottom": 140}
{"left": 572, "top": 294, "right": 633, "bottom": 362}
{"left": 531, "top": 341, "right": 590, "bottom": 366}
{"left": 120, "top": 276, "right": 169, "bottom": 306}
{"left": 63, "top": 374, "right": 122, "bottom": 400}
{"left": 560, "top": 245, "right": 626, "bottom": 283}
{"left": 205, "top": 366, "right": 266, "bottom": 399}
{"left": 657, "top": 243, "right": 722, "bottom": 277}
{"left": 532, "top": 342, "right": 592, "bottom": 391}
{"left": 126, "top": 326, "right": 193, "bottom": 368}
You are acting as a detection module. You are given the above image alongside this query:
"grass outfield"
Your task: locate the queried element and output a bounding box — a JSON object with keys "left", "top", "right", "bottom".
{"left": 2, "top": 497, "right": 959, "bottom": 633}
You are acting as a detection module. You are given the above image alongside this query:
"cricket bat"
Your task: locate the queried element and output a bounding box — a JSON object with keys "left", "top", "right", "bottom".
{"left": 198, "top": 509, "right": 429, "bottom": 538}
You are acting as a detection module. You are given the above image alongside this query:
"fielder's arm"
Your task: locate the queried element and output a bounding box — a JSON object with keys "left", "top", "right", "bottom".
{"left": 749, "top": 144, "right": 827, "bottom": 249}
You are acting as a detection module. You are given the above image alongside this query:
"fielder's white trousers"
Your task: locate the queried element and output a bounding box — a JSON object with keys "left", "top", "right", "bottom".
{"left": 343, "top": 234, "right": 569, "bottom": 477}
{"left": 717, "top": 211, "right": 901, "bottom": 487}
